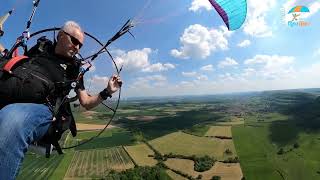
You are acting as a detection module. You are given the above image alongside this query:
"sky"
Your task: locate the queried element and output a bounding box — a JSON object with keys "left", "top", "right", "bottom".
{"left": 0, "top": 0, "right": 319, "bottom": 98}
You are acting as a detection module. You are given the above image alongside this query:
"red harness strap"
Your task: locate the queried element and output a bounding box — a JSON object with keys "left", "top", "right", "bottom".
{"left": 3, "top": 55, "right": 29, "bottom": 74}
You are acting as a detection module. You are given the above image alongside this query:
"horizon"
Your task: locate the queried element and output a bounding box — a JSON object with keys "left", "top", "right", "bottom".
{"left": 122, "top": 87, "right": 320, "bottom": 100}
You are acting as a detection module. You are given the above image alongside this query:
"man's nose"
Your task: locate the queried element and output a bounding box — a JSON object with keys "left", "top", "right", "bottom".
{"left": 72, "top": 44, "right": 80, "bottom": 52}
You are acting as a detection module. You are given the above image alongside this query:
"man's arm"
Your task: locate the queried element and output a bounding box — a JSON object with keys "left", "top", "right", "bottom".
{"left": 77, "top": 89, "right": 104, "bottom": 110}
{"left": 76, "top": 74, "right": 122, "bottom": 110}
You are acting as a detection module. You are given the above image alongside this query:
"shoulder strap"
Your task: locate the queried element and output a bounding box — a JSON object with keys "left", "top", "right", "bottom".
{"left": 2, "top": 55, "right": 28, "bottom": 74}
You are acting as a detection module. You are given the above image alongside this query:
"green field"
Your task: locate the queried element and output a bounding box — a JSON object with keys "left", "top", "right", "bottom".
{"left": 17, "top": 154, "right": 64, "bottom": 180}
{"left": 233, "top": 121, "right": 320, "bottom": 180}
{"left": 65, "top": 128, "right": 135, "bottom": 150}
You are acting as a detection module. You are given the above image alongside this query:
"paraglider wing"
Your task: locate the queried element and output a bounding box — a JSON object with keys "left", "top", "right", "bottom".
{"left": 208, "top": 0, "right": 247, "bottom": 31}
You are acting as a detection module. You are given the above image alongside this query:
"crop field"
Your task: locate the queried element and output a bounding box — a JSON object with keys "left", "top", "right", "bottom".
{"left": 205, "top": 126, "right": 232, "bottom": 137}
{"left": 216, "top": 116, "right": 244, "bottom": 126}
{"left": 124, "top": 143, "right": 158, "bottom": 166}
{"left": 64, "top": 147, "right": 134, "bottom": 178}
{"left": 165, "top": 158, "right": 243, "bottom": 180}
{"left": 17, "top": 154, "right": 64, "bottom": 180}
{"left": 149, "top": 131, "right": 236, "bottom": 160}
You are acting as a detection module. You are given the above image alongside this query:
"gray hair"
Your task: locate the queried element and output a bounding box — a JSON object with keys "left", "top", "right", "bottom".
{"left": 61, "top": 21, "right": 83, "bottom": 34}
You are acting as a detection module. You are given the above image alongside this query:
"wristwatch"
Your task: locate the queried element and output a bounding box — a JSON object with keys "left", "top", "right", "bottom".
{"left": 99, "top": 88, "right": 112, "bottom": 100}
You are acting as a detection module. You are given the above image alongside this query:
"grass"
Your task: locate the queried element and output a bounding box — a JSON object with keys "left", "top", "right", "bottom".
{"left": 183, "top": 124, "right": 210, "bottom": 137}
{"left": 64, "top": 128, "right": 135, "bottom": 151}
{"left": 150, "top": 131, "right": 236, "bottom": 160}
{"left": 124, "top": 143, "right": 158, "bottom": 166}
{"left": 17, "top": 153, "right": 64, "bottom": 180}
{"left": 205, "top": 126, "right": 232, "bottom": 137}
{"left": 49, "top": 151, "right": 75, "bottom": 180}
{"left": 232, "top": 121, "right": 320, "bottom": 180}
{"left": 165, "top": 158, "right": 197, "bottom": 177}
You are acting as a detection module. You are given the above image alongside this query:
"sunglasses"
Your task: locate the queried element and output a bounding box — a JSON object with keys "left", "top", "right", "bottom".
{"left": 62, "top": 30, "right": 83, "bottom": 49}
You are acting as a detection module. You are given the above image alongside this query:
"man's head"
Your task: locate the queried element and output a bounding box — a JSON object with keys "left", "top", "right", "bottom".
{"left": 55, "top": 21, "right": 84, "bottom": 59}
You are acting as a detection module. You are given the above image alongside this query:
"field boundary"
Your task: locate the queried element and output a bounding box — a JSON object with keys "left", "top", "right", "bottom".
{"left": 122, "top": 146, "right": 138, "bottom": 167}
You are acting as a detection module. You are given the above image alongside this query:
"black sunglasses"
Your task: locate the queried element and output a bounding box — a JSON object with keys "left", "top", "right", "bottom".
{"left": 62, "top": 30, "right": 83, "bottom": 49}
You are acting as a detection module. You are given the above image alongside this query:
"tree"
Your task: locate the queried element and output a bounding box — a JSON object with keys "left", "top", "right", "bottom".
{"left": 277, "top": 148, "right": 284, "bottom": 155}
{"left": 197, "top": 174, "right": 203, "bottom": 179}
{"left": 293, "top": 142, "right": 299, "bottom": 149}
{"left": 225, "top": 148, "right": 232, "bottom": 155}
{"left": 194, "top": 155, "right": 216, "bottom": 172}
{"left": 211, "top": 176, "right": 221, "bottom": 180}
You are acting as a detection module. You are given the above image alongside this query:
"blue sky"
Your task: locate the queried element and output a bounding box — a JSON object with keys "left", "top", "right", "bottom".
{"left": 1, "top": 0, "right": 319, "bottom": 98}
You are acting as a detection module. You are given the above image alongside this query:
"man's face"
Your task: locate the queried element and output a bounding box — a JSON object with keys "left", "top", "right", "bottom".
{"left": 55, "top": 28, "right": 84, "bottom": 58}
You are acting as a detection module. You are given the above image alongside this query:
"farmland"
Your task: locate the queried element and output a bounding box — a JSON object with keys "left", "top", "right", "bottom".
{"left": 233, "top": 120, "right": 320, "bottom": 180}
{"left": 149, "top": 131, "right": 237, "bottom": 160}
{"left": 165, "top": 159, "right": 242, "bottom": 180}
{"left": 205, "top": 126, "right": 232, "bottom": 138}
{"left": 17, "top": 154, "right": 64, "bottom": 180}
{"left": 124, "top": 143, "right": 158, "bottom": 166}
{"left": 64, "top": 147, "right": 134, "bottom": 178}
{"left": 16, "top": 89, "right": 320, "bottom": 179}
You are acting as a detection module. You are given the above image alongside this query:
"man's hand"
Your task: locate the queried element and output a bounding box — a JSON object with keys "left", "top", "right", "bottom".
{"left": 107, "top": 75, "right": 122, "bottom": 94}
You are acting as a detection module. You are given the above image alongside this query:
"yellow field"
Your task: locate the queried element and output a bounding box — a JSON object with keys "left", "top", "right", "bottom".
{"left": 124, "top": 143, "right": 158, "bottom": 166}
{"left": 64, "top": 147, "right": 134, "bottom": 178}
{"left": 166, "top": 170, "right": 187, "bottom": 180}
{"left": 149, "top": 132, "right": 236, "bottom": 160}
{"left": 165, "top": 158, "right": 243, "bottom": 180}
{"left": 76, "top": 123, "right": 115, "bottom": 131}
{"left": 205, "top": 126, "right": 232, "bottom": 137}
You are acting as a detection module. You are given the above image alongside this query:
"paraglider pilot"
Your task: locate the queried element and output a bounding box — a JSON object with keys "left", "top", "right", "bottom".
{"left": 0, "top": 21, "right": 122, "bottom": 179}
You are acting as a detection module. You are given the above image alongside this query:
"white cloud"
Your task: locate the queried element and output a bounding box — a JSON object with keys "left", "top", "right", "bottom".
{"left": 218, "top": 57, "right": 238, "bottom": 68}
{"left": 114, "top": 48, "right": 175, "bottom": 73}
{"left": 129, "top": 75, "right": 167, "bottom": 89}
{"left": 309, "top": 2, "right": 320, "bottom": 16}
{"left": 138, "top": 75, "right": 167, "bottom": 82}
{"left": 244, "top": 55, "right": 295, "bottom": 80}
{"left": 243, "top": 0, "right": 276, "bottom": 37}
{"left": 314, "top": 48, "right": 320, "bottom": 57}
{"left": 142, "top": 63, "right": 175, "bottom": 72}
{"left": 244, "top": 55, "right": 294, "bottom": 67}
{"left": 182, "top": 71, "right": 198, "bottom": 77}
{"left": 123, "top": 58, "right": 320, "bottom": 98}
{"left": 85, "top": 75, "right": 109, "bottom": 93}
{"left": 189, "top": 0, "right": 212, "bottom": 12}
{"left": 237, "top": 40, "right": 251, "bottom": 48}
{"left": 114, "top": 48, "right": 151, "bottom": 71}
{"left": 200, "top": 64, "right": 214, "bottom": 71}
{"left": 197, "top": 74, "right": 208, "bottom": 81}
{"left": 241, "top": 68, "right": 256, "bottom": 77}
{"left": 171, "top": 24, "right": 232, "bottom": 59}
{"left": 219, "top": 73, "right": 235, "bottom": 81}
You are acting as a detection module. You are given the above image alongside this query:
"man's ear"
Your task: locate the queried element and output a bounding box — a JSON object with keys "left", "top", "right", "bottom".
{"left": 57, "top": 31, "right": 63, "bottom": 41}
